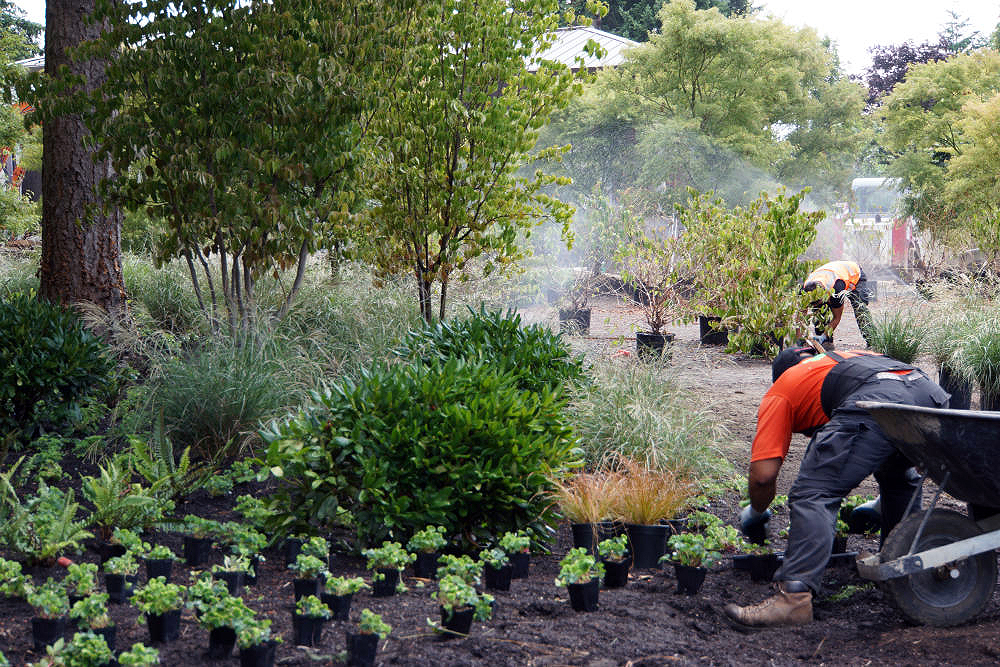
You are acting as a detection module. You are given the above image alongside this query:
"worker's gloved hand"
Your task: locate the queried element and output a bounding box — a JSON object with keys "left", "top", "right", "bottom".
{"left": 739, "top": 505, "right": 772, "bottom": 545}
{"left": 849, "top": 495, "right": 882, "bottom": 534}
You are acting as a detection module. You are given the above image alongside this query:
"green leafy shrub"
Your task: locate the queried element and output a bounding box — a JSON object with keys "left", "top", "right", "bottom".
{"left": 394, "top": 307, "right": 585, "bottom": 395}
{"left": 27, "top": 578, "right": 70, "bottom": 619}
{"left": 130, "top": 577, "right": 185, "bottom": 617}
{"left": 82, "top": 455, "right": 167, "bottom": 541}
{"left": 63, "top": 631, "right": 113, "bottom": 667}
{"left": 435, "top": 554, "right": 482, "bottom": 586}
{"left": 69, "top": 593, "right": 113, "bottom": 630}
{"left": 357, "top": 608, "right": 390, "bottom": 638}
{"left": 262, "top": 357, "right": 579, "bottom": 547}
{"left": 64, "top": 563, "right": 100, "bottom": 598}
{"left": 555, "top": 547, "right": 604, "bottom": 586}
{"left": 116, "top": 643, "right": 160, "bottom": 666}
{"left": 326, "top": 576, "right": 368, "bottom": 596}
{"left": 0, "top": 293, "right": 116, "bottom": 437}
{"left": 665, "top": 532, "right": 722, "bottom": 568}
{"left": 295, "top": 595, "right": 330, "bottom": 620}
{"left": 0, "top": 472, "right": 93, "bottom": 565}
{"left": 198, "top": 594, "right": 254, "bottom": 631}
{"left": 433, "top": 574, "right": 493, "bottom": 622}
{"left": 407, "top": 525, "right": 448, "bottom": 554}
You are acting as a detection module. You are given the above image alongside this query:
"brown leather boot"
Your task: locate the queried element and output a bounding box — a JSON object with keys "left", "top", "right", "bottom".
{"left": 723, "top": 581, "right": 813, "bottom": 629}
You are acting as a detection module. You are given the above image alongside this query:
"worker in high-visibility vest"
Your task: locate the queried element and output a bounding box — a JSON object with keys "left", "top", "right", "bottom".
{"left": 802, "top": 260, "right": 873, "bottom": 348}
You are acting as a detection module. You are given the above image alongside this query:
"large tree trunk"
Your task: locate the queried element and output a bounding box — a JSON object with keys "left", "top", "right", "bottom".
{"left": 40, "top": 0, "right": 125, "bottom": 315}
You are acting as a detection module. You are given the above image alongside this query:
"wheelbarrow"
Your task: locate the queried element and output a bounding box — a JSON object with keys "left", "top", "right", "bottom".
{"left": 855, "top": 401, "right": 1000, "bottom": 627}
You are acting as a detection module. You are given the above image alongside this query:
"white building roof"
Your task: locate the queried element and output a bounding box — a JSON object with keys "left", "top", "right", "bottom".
{"left": 14, "top": 56, "right": 44, "bottom": 72}
{"left": 528, "top": 26, "right": 638, "bottom": 72}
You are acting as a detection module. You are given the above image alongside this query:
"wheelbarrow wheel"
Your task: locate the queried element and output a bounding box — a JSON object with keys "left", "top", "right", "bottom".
{"left": 881, "top": 509, "right": 997, "bottom": 627}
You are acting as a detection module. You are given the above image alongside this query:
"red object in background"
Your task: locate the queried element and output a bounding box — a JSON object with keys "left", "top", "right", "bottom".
{"left": 892, "top": 218, "right": 911, "bottom": 266}
{"left": 57, "top": 556, "right": 74, "bottom": 568}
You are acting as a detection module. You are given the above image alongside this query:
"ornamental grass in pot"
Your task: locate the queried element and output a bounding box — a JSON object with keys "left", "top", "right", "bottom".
{"left": 27, "top": 578, "right": 70, "bottom": 650}
{"left": 69, "top": 593, "right": 117, "bottom": 652}
{"left": 362, "top": 541, "right": 415, "bottom": 598}
{"left": 407, "top": 525, "right": 448, "bottom": 579}
{"left": 555, "top": 547, "right": 604, "bottom": 612}
{"left": 130, "top": 577, "right": 186, "bottom": 643}
{"left": 950, "top": 314, "right": 1000, "bottom": 409}
{"left": 865, "top": 308, "right": 925, "bottom": 364}
{"left": 597, "top": 534, "right": 631, "bottom": 588}
{"left": 346, "top": 609, "right": 391, "bottom": 667}
{"left": 432, "top": 574, "right": 493, "bottom": 638}
{"left": 663, "top": 532, "right": 722, "bottom": 595}
{"left": 550, "top": 470, "right": 623, "bottom": 555}
{"left": 612, "top": 458, "right": 693, "bottom": 569}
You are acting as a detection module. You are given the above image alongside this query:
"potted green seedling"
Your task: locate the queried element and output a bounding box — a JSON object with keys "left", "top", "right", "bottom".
{"left": 288, "top": 553, "right": 327, "bottom": 601}
{"left": 117, "top": 643, "right": 160, "bottom": 666}
{"left": 597, "top": 534, "right": 631, "bottom": 588}
{"left": 104, "top": 552, "right": 140, "bottom": 604}
{"left": 187, "top": 571, "right": 229, "bottom": 622}
{"left": 555, "top": 547, "right": 604, "bottom": 612}
{"left": 685, "top": 510, "right": 724, "bottom": 532}
{"left": 432, "top": 574, "right": 493, "bottom": 638}
{"left": 362, "top": 541, "right": 415, "bottom": 597}
{"left": 142, "top": 544, "right": 177, "bottom": 583}
{"left": 62, "top": 630, "right": 114, "bottom": 667}
{"left": 479, "top": 547, "right": 512, "bottom": 592}
{"left": 27, "top": 578, "right": 70, "bottom": 650}
{"left": 130, "top": 577, "right": 185, "bottom": 643}
{"left": 198, "top": 594, "right": 254, "bottom": 660}
{"left": 346, "top": 609, "right": 391, "bottom": 667}
{"left": 435, "top": 555, "right": 483, "bottom": 586}
{"left": 321, "top": 576, "right": 368, "bottom": 621}
{"left": 832, "top": 518, "right": 851, "bottom": 556}
{"left": 0, "top": 558, "right": 30, "bottom": 600}
{"left": 292, "top": 594, "right": 330, "bottom": 647}
{"left": 235, "top": 617, "right": 280, "bottom": 667}
{"left": 407, "top": 525, "right": 447, "bottom": 579}
{"left": 664, "top": 533, "right": 722, "bottom": 595}
{"left": 499, "top": 531, "right": 531, "bottom": 579}
{"left": 230, "top": 527, "right": 267, "bottom": 586}
{"left": 213, "top": 554, "right": 252, "bottom": 596}
{"left": 183, "top": 515, "right": 221, "bottom": 566}
{"left": 64, "top": 562, "right": 100, "bottom": 604}
{"left": 741, "top": 540, "right": 780, "bottom": 583}
{"left": 70, "top": 593, "right": 117, "bottom": 652}
{"left": 281, "top": 533, "right": 309, "bottom": 568}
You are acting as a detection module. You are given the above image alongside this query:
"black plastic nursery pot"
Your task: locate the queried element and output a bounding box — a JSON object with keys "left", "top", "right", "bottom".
{"left": 602, "top": 557, "right": 631, "bottom": 589}
{"left": 31, "top": 616, "right": 67, "bottom": 650}
{"left": 183, "top": 536, "right": 213, "bottom": 567}
{"left": 93, "top": 624, "right": 117, "bottom": 653}
{"left": 292, "top": 577, "right": 322, "bottom": 602}
{"left": 321, "top": 592, "right": 353, "bottom": 621}
{"left": 371, "top": 568, "right": 400, "bottom": 598}
{"left": 346, "top": 632, "right": 378, "bottom": 667}
{"left": 240, "top": 640, "right": 277, "bottom": 667}
{"left": 566, "top": 578, "right": 600, "bottom": 612}
{"left": 673, "top": 564, "right": 707, "bottom": 595}
{"left": 559, "top": 307, "right": 591, "bottom": 335}
{"left": 147, "top": 608, "right": 182, "bottom": 643}
{"left": 746, "top": 553, "right": 781, "bottom": 583}
{"left": 214, "top": 570, "right": 246, "bottom": 597}
{"left": 571, "top": 523, "right": 598, "bottom": 554}
{"left": 510, "top": 552, "right": 530, "bottom": 579}
{"left": 698, "top": 315, "right": 729, "bottom": 346}
{"left": 939, "top": 365, "right": 972, "bottom": 410}
{"left": 143, "top": 558, "right": 174, "bottom": 583}
{"left": 207, "top": 626, "right": 238, "bottom": 659}
{"left": 484, "top": 563, "right": 512, "bottom": 591}
{"left": 282, "top": 537, "right": 305, "bottom": 568}
{"left": 413, "top": 551, "right": 439, "bottom": 579}
{"left": 97, "top": 542, "right": 127, "bottom": 567}
{"left": 626, "top": 523, "right": 670, "bottom": 569}
{"left": 104, "top": 573, "right": 137, "bottom": 604}
{"left": 291, "top": 613, "right": 325, "bottom": 647}
{"left": 439, "top": 605, "right": 474, "bottom": 637}
{"left": 831, "top": 535, "right": 849, "bottom": 555}
{"left": 635, "top": 331, "right": 675, "bottom": 360}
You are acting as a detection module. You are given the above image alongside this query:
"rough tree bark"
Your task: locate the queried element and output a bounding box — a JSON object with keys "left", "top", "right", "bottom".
{"left": 40, "top": 0, "right": 125, "bottom": 315}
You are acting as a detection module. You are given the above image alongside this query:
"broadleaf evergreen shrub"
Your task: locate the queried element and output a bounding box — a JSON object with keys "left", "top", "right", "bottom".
{"left": 0, "top": 293, "right": 116, "bottom": 438}
{"left": 395, "top": 307, "right": 585, "bottom": 395}
{"left": 262, "top": 358, "right": 580, "bottom": 549}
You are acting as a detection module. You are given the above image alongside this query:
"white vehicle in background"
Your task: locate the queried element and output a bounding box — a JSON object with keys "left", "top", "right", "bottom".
{"left": 843, "top": 177, "right": 912, "bottom": 269}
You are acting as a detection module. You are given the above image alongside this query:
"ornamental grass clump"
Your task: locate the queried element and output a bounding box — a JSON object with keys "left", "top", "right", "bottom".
{"left": 612, "top": 457, "right": 693, "bottom": 526}
{"left": 952, "top": 315, "right": 1000, "bottom": 403}
{"left": 548, "top": 471, "right": 623, "bottom": 524}
{"left": 865, "top": 308, "right": 926, "bottom": 363}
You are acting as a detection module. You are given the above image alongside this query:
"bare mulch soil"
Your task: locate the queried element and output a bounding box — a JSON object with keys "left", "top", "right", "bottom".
{"left": 5, "top": 284, "right": 1000, "bottom": 665}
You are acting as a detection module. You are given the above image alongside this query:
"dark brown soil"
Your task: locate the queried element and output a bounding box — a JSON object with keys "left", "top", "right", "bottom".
{"left": 4, "top": 286, "right": 1000, "bottom": 666}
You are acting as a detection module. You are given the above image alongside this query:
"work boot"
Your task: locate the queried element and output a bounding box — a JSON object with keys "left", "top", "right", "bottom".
{"left": 723, "top": 581, "right": 813, "bottom": 629}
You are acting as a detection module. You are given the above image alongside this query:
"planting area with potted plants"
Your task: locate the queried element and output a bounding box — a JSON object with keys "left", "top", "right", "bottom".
{"left": 0, "top": 276, "right": 1000, "bottom": 665}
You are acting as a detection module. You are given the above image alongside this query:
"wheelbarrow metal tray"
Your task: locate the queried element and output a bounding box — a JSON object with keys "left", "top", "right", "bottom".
{"left": 857, "top": 401, "right": 1000, "bottom": 508}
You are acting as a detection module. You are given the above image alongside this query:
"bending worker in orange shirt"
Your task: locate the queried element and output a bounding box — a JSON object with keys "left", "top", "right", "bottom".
{"left": 802, "top": 260, "right": 873, "bottom": 347}
{"left": 723, "top": 346, "right": 949, "bottom": 628}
